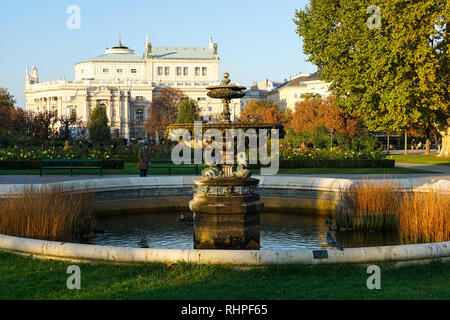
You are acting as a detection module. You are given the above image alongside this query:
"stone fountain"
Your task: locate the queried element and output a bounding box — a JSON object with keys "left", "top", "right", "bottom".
{"left": 168, "top": 73, "right": 283, "bottom": 250}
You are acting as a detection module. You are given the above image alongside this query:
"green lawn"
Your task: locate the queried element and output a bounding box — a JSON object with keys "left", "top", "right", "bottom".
{"left": 387, "top": 155, "right": 450, "bottom": 166}
{"left": 0, "top": 251, "right": 448, "bottom": 300}
{"left": 0, "top": 162, "right": 438, "bottom": 175}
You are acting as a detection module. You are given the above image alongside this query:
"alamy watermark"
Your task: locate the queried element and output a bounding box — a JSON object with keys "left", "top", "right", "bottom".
{"left": 66, "top": 5, "right": 81, "bottom": 30}
{"left": 66, "top": 265, "right": 81, "bottom": 290}
{"left": 169, "top": 122, "right": 280, "bottom": 175}
{"left": 367, "top": 5, "right": 381, "bottom": 30}
{"left": 366, "top": 265, "right": 381, "bottom": 290}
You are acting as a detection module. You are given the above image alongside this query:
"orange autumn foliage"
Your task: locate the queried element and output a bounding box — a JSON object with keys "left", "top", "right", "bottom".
{"left": 289, "top": 96, "right": 363, "bottom": 137}
{"left": 241, "top": 100, "right": 284, "bottom": 124}
{"left": 144, "top": 88, "right": 186, "bottom": 135}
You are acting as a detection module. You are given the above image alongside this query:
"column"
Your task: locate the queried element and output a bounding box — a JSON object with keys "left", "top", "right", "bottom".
{"left": 124, "top": 94, "right": 130, "bottom": 140}
{"left": 58, "top": 97, "right": 62, "bottom": 119}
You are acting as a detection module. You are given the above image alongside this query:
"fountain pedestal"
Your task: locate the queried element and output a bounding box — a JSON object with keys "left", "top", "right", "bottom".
{"left": 190, "top": 177, "right": 263, "bottom": 250}
{"left": 167, "top": 72, "right": 282, "bottom": 251}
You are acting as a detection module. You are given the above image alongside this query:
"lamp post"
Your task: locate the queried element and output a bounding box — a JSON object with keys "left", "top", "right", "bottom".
{"left": 330, "top": 128, "right": 334, "bottom": 150}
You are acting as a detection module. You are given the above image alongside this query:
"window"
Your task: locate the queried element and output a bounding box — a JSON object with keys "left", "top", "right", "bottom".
{"left": 117, "top": 69, "right": 123, "bottom": 73}
{"left": 131, "top": 69, "right": 137, "bottom": 74}
{"left": 103, "top": 69, "right": 109, "bottom": 73}
{"left": 198, "top": 97, "right": 206, "bottom": 101}
{"left": 195, "top": 67, "right": 201, "bottom": 76}
{"left": 165, "top": 67, "right": 170, "bottom": 75}
{"left": 80, "top": 70, "right": 84, "bottom": 74}
{"left": 176, "top": 67, "right": 182, "bottom": 76}
{"left": 183, "top": 67, "right": 188, "bottom": 76}
{"left": 157, "top": 67, "right": 163, "bottom": 76}
{"left": 202, "top": 67, "right": 207, "bottom": 76}
{"left": 136, "top": 109, "right": 144, "bottom": 124}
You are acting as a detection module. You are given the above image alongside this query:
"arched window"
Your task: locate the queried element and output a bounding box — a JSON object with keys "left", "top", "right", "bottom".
{"left": 136, "top": 109, "right": 144, "bottom": 124}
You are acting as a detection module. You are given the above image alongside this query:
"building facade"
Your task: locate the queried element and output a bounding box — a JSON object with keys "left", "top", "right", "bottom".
{"left": 268, "top": 72, "right": 331, "bottom": 113}
{"left": 24, "top": 36, "right": 241, "bottom": 141}
{"left": 241, "top": 82, "right": 269, "bottom": 107}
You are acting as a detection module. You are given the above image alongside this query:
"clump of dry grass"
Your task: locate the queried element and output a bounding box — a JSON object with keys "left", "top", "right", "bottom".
{"left": 337, "top": 181, "right": 450, "bottom": 244}
{"left": 0, "top": 185, "right": 95, "bottom": 242}
{"left": 399, "top": 191, "right": 449, "bottom": 244}
{"left": 337, "top": 181, "right": 402, "bottom": 231}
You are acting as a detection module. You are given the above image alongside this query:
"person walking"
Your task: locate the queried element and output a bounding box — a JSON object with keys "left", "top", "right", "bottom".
{"left": 138, "top": 141, "right": 150, "bottom": 177}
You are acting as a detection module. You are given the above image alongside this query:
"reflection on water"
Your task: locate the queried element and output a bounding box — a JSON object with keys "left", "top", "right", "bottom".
{"left": 88, "top": 212, "right": 401, "bottom": 250}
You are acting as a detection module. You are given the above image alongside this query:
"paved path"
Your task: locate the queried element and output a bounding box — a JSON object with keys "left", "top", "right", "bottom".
{"left": 395, "top": 162, "right": 450, "bottom": 175}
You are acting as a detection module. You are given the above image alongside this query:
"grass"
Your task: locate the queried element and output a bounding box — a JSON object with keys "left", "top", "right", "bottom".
{"left": 0, "top": 162, "right": 438, "bottom": 175}
{"left": 0, "top": 185, "right": 94, "bottom": 242}
{"left": 388, "top": 155, "right": 450, "bottom": 166}
{"left": 337, "top": 181, "right": 450, "bottom": 243}
{"left": 0, "top": 251, "right": 448, "bottom": 300}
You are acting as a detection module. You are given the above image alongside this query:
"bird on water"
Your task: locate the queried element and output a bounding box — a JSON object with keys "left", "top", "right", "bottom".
{"left": 326, "top": 232, "right": 344, "bottom": 251}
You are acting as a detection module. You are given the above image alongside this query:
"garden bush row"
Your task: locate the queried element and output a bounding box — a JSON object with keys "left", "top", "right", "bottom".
{"left": 0, "top": 160, "right": 125, "bottom": 170}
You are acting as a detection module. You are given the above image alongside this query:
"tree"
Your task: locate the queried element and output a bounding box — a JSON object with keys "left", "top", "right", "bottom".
{"left": 88, "top": 105, "right": 111, "bottom": 144}
{"left": 144, "top": 88, "right": 185, "bottom": 138}
{"left": 31, "top": 111, "right": 57, "bottom": 143}
{"left": 241, "top": 100, "right": 284, "bottom": 124}
{"left": 176, "top": 98, "right": 199, "bottom": 124}
{"left": 0, "top": 88, "right": 15, "bottom": 109}
{"left": 0, "top": 88, "right": 16, "bottom": 135}
{"left": 294, "top": 0, "right": 449, "bottom": 155}
{"left": 289, "top": 96, "right": 363, "bottom": 137}
{"left": 59, "top": 114, "right": 82, "bottom": 141}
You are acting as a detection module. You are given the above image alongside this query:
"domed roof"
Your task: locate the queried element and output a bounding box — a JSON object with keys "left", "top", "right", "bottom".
{"left": 76, "top": 38, "right": 145, "bottom": 64}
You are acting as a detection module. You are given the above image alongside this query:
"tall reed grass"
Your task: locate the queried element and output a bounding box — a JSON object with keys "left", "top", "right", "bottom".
{"left": 337, "top": 181, "right": 401, "bottom": 231}
{"left": 0, "top": 185, "right": 95, "bottom": 242}
{"left": 337, "top": 181, "right": 450, "bottom": 244}
{"left": 399, "top": 191, "right": 449, "bottom": 244}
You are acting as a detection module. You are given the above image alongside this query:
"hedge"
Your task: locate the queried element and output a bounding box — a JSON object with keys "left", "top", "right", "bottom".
{"left": 0, "top": 160, "right": 125, "bottom": 170}
{"left": 251, "top": 159, "right": 395, "bottom": 169}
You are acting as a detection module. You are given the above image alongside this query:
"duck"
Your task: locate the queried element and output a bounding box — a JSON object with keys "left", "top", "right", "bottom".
{"left": 326, "top": 232, "right": 344, "bottom": 251}
{"left": 138, "top": 238, "right": 150, "bottom": 248}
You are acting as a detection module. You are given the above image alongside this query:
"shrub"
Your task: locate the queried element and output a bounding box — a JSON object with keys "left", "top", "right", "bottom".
{"left": 0, "top": 185, "right": 95, "bottom": 242}
{"left": 0, "top": 160, "right": 124, "bottom": 170}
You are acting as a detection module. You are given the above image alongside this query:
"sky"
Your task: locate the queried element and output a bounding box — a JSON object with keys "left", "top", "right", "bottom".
{"left": 0, "top": 0, "right": 314, "bottom": 109}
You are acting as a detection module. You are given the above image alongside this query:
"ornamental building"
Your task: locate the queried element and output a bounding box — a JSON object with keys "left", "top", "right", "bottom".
{"left": 24, "top": 36, "right": 242, "bottom": 141}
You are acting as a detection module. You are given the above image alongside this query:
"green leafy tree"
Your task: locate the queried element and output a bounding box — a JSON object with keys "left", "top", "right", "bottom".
{"left": 0, "top": 88, "right": 15, "bottom": 109}
{"left": 294, "top": 0, "right": 449, "bottom": 156}
{"left": 176, "top": 98, "right": 199, "bottom": 124}
{"left": 88, "top": 105, "right": 111, "bottom": 144}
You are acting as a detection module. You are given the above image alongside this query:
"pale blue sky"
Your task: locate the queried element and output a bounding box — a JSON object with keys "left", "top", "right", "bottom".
{"left": 0, "top": 0, "right": 314, "bottom": 109}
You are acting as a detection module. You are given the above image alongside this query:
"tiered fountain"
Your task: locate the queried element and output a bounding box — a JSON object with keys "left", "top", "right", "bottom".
{"left": 168, "top": 73, "right": 283, "bottom": 250}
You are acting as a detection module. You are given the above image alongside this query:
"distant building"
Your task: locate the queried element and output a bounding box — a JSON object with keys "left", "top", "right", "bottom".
{"left": 24, "top": 36, "right": 241, "bottom": 141}
{"left": 241, "top": 82, "right": 269, "bottom": 107}
{"left": 268, "top": 72, "right": 331, "bottom": 113}
{"left": 257, "top": 79, "right": 283, "bottom": 92}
